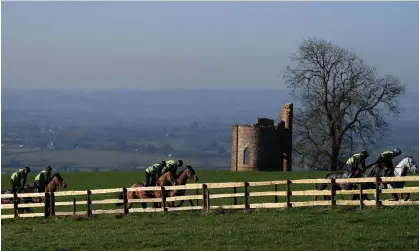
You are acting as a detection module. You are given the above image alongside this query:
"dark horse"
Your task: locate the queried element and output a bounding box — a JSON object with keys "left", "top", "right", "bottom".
{"left": 115, "top": 171, "right": 177, "bottom": 210}
{"left": 115, "top": 165, "right": 199, "bottom": 211}
{"left": 169, "top": 165, "right": 199, "bottom": 207}
{"left": 317, "top": 162, "right": 393, "bottom": 201}
{"left": 2, "top": 173, "right": 67, "bottom": 214}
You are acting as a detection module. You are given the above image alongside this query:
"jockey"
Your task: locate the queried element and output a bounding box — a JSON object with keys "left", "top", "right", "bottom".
{"left": 10, "top": 166, "right": 31, "bottom": 193}
{"left": 144, "top": 161, "right": 166, "bottom": 187}
{"left": 376, "top": 148, "right": 401, "bottom": 170}
{"left": 345, "top": 151, "right": 369, "bottom": 178}
{"left": 34, "top": 165, "right": 52, "bottom": 192}
{"left": 162, "top": 159, "right": 183, "bottom": 178}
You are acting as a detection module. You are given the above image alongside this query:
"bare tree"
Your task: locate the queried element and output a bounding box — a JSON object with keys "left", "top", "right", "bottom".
{"left": 284, "top": 38, "right": 405, "bottom": 171}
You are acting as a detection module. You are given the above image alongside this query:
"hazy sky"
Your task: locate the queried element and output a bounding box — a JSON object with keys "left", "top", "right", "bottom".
{"left": 2, "top": 2, "right": 419, "bottom": 90}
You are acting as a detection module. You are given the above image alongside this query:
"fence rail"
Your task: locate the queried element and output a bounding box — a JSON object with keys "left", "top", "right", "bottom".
{"left": 2, "top": 176, "right": 419, "bottom": 219}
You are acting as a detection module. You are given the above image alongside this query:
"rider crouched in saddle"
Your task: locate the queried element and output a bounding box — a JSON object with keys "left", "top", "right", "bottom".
{"left": 375, "top": 148, "right": 401, "bottom": 174}
{"left": 344, "top": 151, "right": 369, "bottom": 178}
{"left": 162, "top": 159, "right": 183, "bottom": 178}
{"left": 10, "top": 166, "right": 31, "bottom": 193}
{"left": 144, "top": 161, "right": 166, "bottom": 187}
{"left": 33, "top": 165, "right": 52, "bottom": 192}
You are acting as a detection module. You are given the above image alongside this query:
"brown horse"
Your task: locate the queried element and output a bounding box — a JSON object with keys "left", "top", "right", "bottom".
{"left": 169, "top": 165, "right": 199, "bottom": 207}
{"left": 18, "top": 173, "right": 67, "bottom": 213}
{"left": 317, "top": 163, "right": 392, "bottom": 201}
{"left": 116, "top": 171, "right": 177, "bottom": 211}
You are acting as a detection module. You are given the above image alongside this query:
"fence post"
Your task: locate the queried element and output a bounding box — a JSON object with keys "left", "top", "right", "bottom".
{"left": 359, "top": 185, "right": 364, "bottom": 210}
{"left": 44, "top": 192, "right": 49, "bottom": 218}
{"left": 13, "top": 193, "right": 18, "bottom": 218}
{"left": 161, "top": 186, "right": 167, "bottom": 212}
{"left": 205, "top": 190, "right": 210, "bottom": 212}
{"left": 50, "top": 192, "right": 55, "bottom": 217}
{"left": 244, "top": 182, "right": 250, "bottom": 210}
{"left": 233, "top": 187, "right": 238, "bottom": 205}
{"left": 122, "top": 187, "right": 128, "bottom": 215}
{"left": 314, "top": 183, "right": 318, "bottom": 201}
{"left": 201, "top": 184, "right": 207, "bottom": 212}
{"left": 286, "top": 180, "right": 292, "bottom": 208}
{"left": 274, "top": 184, "right": 278, "bottom": 203}
{"left": 195, "top": 189, "right": 199, "bottom": 206}
{"left": 331, "top": 178, "right": 336, "bottom": 208}
{"left": 375, "top": 176, "right": 381, "bottom": 208}
{"left": 86, "top": 190, "right": 92, "bottom": 216}
{"left": 73, "top": 196, "right": 77, "bottom": 215}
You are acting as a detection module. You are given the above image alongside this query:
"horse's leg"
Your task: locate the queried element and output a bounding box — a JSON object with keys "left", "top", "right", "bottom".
{"left": 404, "top": 193, "right": 411, "bottom": 201}
{"left": 362, "top": 184, "right": 370, "bottom": 201}
{"left": 392, "top": 193, "right": 399, "bottom": 201}
{"left": 352, "top": 185, "right": 359, "bottom": 200}
{"left": 176, "top": 200, "right": 185, "bottom": 207}
{"left": 188, "top": 200, "right": 194, "bottom": 206}
{"left": 127, "top": 191, "right": 135, "bottom": 210}
{"left": 141, "top": 203, "right": 147, "bottom": 209}
{"left": 126, "top": 202, "right": 134, "bottom": 210}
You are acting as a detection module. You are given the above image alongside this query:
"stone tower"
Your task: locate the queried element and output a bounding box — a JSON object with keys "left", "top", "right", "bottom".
{"left": 230, "top": 103, "right": 293, "bottom": 172}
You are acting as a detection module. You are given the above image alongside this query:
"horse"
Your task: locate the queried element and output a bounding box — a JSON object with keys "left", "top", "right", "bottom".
{"left": 169, "top": 165, "right": 199, "bottom": 207}
{"left": 11, "top": 173, "right": 67, "bottom": 214}
{"left": 386, "top": 156, "right": 417, "bottom": 201}
{"left": 317, "top": 162, "right": 392, "bottom": 201}
{"left": 116, "top": 171, "right": 177, "bottom": 211}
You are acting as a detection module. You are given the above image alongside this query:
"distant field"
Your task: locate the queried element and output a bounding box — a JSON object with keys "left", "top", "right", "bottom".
{"left": 1, "top": 149, "right": 229, "bottom": 171}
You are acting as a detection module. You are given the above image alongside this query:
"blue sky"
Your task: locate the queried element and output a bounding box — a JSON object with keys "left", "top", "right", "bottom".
{"left": 2, "top": 2, "right": 419, "bottom": 90}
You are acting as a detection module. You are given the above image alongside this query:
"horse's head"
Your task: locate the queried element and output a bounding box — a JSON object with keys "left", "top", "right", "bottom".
{"left": 158, "top": 172, "right": 177, "bottom": 186}
{"left": 407, "top": 156, "right": 417, "bottom": 174}
{"left": 185, "top": 165, "right": 198, "bottom": 182}
{"left": 397, "top": 156, "right": 417, "bottom": 174}
{"left": 51, "top": 172, "right": 67, "bottom": 189}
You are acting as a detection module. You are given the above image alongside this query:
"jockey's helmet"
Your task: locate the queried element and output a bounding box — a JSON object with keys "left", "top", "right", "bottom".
{"left": 393, "top": 148, "right": 401, "bottom": 157}
{"left": 360, "top": 150, "right": 369, "bottom": 159}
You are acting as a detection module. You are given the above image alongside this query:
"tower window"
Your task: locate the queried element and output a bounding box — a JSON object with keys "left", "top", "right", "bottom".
{"left": 243, "top": 147, "right": 249, "bottom": 164}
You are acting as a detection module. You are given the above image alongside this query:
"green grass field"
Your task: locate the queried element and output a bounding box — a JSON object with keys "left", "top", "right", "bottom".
{"left": 2, "top": 170, "right": 419, "bottom": 251}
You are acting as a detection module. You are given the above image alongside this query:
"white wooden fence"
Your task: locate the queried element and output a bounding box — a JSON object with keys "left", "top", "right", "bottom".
{"left": 2, "top": 176, "right": 419, "bottom": 219}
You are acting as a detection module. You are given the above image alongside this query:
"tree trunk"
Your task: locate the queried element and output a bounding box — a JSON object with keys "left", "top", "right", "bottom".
{"left": 330, "top": 145, "right": 340, "bottom": 171}
{"left": 330, "top": 126, "right": 340, "bottom": 171}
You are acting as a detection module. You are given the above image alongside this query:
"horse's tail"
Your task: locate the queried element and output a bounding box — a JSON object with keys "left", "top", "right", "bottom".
{"left": 115, "top": 192, "right": 124, "bottom": 207}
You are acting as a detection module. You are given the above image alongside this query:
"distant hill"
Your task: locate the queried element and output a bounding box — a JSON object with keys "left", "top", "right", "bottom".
{"left": 2, "top": 88, "right": 418, "bottom": 125}
{"left": 1, "top": 88, "right": 293, "bottom": 125}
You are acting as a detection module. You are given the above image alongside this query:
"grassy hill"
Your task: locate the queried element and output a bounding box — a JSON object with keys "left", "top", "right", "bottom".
{"left": 2, "top": 207, "right": 419, "bottom": 251}
{"left": 2, "top": 170, "right": 419, "bottom": 251}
